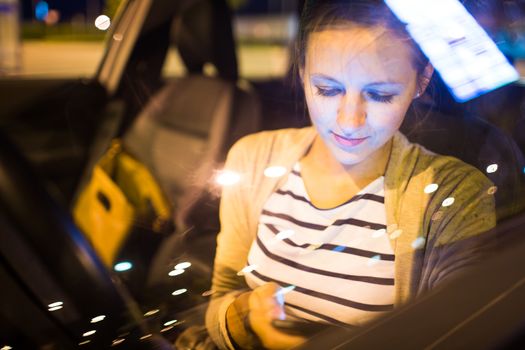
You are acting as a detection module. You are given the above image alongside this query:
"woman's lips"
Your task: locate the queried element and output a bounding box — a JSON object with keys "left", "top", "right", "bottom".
{"left": 332, "top": 132, "right": 368, "bottom": 147}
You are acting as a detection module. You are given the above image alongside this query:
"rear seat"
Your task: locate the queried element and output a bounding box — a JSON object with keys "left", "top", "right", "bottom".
{"left": 122, "top": 0, "right": 261, "bottom": 288}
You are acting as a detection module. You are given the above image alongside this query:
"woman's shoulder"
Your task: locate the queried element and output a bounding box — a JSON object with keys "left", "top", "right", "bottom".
{"left": 394, "top": 132, "right": 492, "bottom": 188}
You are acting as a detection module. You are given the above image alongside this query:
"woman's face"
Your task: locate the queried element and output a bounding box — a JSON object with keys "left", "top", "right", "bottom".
{"left": 302, "top": 25, "right": 421, "bottom": 166}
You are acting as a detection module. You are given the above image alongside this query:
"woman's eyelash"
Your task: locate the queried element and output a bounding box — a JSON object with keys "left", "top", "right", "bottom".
{"left": 366, "top": 91, "right": 395, "bottom": 103}
{"left": 314, "top": 86, "right": 396, "bottom": 103}
{"left": 315, "top": 86, "right": 342, "bottom": 97}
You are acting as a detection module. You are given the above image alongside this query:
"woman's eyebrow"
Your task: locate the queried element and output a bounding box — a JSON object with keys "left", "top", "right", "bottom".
{"left": 310, "top": 74, "right": 342, "bottom": 85}
{"left": 365, "top": 82, "right": 404, "bottom": 90}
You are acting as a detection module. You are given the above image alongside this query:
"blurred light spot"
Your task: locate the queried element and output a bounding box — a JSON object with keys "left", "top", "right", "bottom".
{"left": 432, "top": 211, "right": 444, "bottom": 221}
{"left": 424, "top": 183, "right": 439, "bottom": 194}
{"left": 264, "top": 166, "right": 287, "bottom": 178}
{"left": 168, "top": 269, "right": 185, "bottom": 277}
{"left": 275, "top": 229, "right": 294, "bottom": 240}
{"left": 442, "top": 197, "right": 455, "bottom": 207}
{"left": 44, "top": 9, "right": 59, "bottom": 25}
{"left": 411, "top": 237, "right": 426, "bottom": 249}
{"left": 175, "top": 262, "right": 191, "bottom": 270}
{"left": 48, "top": 301, "right": 63, "bottom": 308}
{"left": 237, "top": 264, "right": 258, "bottom": 276}
{"left": 309, "top": 243, "right": 321, "bottom": 250}
{"left": 216, "top": 170, "right": 241, "bottom": 186}
{"left": 95, "top": 15, "right": 111, "bottom": 31}
{"left": 83, "top": 330, "right": 96, "bottom": 337}
{"left": 35, "top": 1, "right": 49, "bottom": 21}
{"left": 486, "top": 164, "right": 498, "bottom": 174}
{"left": 203, "top": 63, "right": 218, "bottom": 76}
{"left": 79, "top": 340, "right": 91, "bottom": 346}
{"left": 48, "top": 305, "right": 63, "bottom": 312}
{"left": 367, "top": 255, "right": 381, "bottom": 267}
{"left": 114, "top": 261, "right": 132, "bottom": 272}
{"left": 164, "top": 319, "right": 178, "bottom": 326}
{"left": 389, "top": 229, "right": 402, "bottom": 239}
{"left": 144, "top": 309, "right": 159, "bottom": 317}
{"left": 372, "top": 228, "right": 386, "bottom": 238}
{"left": 202, "top": 290, "right": 215, "bottom": 297}
{"left": 280, "top": 285, "right": 296, "bottom": 295}
{"left": 140, "top": 334, "right": 152, "bottom": 340}
{"left": 1, "top": 346, "right": 13, "bottom": 350}
{"left": 172, "top": 288, "right": 188, "bottom": 296}
{"left": 332, "top": 245, "right": 345, "bottom": 252}
{"left": 523, "top": 166, "right": 525, "bottom": 174}
{"left": 113, "top": 33, "right": 123, "bottom": 41}
{"left": 487, "top": 186, "right": 498, "bottom": 195}
{"left": 91, "top": 315, "right": 106, "bottom": 323}
{"left": 161, "top": 326, "right": 174, "bottom": 333}
{"left": 111, "top": 338, "right": 125, "bottom": 346}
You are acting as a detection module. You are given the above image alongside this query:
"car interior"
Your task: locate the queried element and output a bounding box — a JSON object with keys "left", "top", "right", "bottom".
{"left": 1, "top": 0, "right": 525, "bottom": 348}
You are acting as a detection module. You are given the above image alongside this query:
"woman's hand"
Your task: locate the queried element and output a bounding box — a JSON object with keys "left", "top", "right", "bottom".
{"left": 248, "top": 282, "right": 306, "bottom": 350}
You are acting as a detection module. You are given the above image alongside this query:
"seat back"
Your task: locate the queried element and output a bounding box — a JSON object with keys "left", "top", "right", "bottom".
{"left": 123, "top": 0, "right": 261, "bottom": 232}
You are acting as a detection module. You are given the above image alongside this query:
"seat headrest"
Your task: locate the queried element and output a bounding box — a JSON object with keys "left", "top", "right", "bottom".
{"left": 172, "top": 0, "right": 238, "bottom": 81}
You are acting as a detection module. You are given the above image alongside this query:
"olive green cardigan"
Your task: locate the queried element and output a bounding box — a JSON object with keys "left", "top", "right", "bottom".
{"left": 205, "top": 127, "right": 496, "bottom": 349}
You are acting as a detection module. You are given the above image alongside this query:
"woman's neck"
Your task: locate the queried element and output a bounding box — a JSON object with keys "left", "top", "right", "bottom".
{"left": 303, "top": 135, "right": 392, "bottom": 183}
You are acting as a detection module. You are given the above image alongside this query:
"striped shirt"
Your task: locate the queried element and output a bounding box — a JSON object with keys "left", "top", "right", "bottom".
{"left": 244, "top": 163, "right": 395, "bottom": 327}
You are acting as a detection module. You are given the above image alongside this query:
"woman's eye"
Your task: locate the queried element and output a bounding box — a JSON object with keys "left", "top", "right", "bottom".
{"left": 315, "top": 86, "right": 342, "bottom": 97}
{"left": 366, "top": 91, "right": 395, "bottom": 103}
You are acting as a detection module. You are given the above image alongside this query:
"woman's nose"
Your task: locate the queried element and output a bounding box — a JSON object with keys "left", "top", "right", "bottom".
{"left": 337, "top": 92, "right": 366, "bottom": 130}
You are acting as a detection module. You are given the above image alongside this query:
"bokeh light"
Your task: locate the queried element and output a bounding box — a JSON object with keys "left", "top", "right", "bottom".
{"left": 95, "top": 15, "right": 111, "bottom": 31}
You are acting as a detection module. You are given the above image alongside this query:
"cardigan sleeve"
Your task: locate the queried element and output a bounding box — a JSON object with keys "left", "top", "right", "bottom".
{"left": 417, "top": 159, "right": 497, "bottom": 294}
{"left": 205, "top": 136, "right": 256, "bottom": 350}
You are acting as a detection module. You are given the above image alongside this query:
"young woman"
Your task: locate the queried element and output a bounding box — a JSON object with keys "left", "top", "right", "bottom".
{"left": 205, "top": 1, "right": 496, "bottom": 349}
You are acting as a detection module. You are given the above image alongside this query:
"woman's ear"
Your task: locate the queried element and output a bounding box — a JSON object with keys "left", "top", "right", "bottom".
{"left": 415, "top": 63, "right": 434, "bottom": 98}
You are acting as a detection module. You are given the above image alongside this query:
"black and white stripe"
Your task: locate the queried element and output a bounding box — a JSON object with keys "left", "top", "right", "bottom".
{"left": 245, "top": 162, "right": 395, "bottom": 326}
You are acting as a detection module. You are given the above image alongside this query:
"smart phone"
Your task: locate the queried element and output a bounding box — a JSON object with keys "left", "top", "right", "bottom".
{"left": 385, "top": 0, "right": 519, "bottom": 102}
{"left": 271, "top": 319, "right": 331, "bottom": 336}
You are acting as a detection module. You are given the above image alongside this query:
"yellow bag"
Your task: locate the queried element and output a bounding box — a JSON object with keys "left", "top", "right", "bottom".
{"left": 73, "top": 139, "right": 172, "bottom": 266}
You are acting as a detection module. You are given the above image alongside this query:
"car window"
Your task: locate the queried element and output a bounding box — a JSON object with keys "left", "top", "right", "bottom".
{"left": 1, "top": 0, "right": 525, "bottom": 349}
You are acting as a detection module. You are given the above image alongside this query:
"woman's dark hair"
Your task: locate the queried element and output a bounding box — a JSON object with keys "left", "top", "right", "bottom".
{"left": 295, "top": 0, "right": 429, "bottom": 76}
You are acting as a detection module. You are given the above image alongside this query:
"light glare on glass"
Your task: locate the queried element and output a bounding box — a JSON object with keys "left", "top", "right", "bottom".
{"left": 172, "top": 288, "right": 188, "bottom": 296}
{"left": 144, "top": 309, "right": 160, "bottom": 317}
{"left": 275, "top": 229, "right": 295, "bottom": 240}
{"left": 367, "top": 255, "right": 381, "bottom": 267}
{"left": 91, "top": 315, "right": 106, "bottom": 323}
{"left": 237, "top": 264, "right": 258, "bottom": 275}
{"left": 79, "top": 340, "right": 91, "bottom": 346}
{"left": 83, "top": 330, "right": 96, "bottom": 337}
{"left": 48, "top": 301, "right": 63, "bottom": 308}
{"left": 164, "top": 319, "right": 178, "bottom": 326}
{"left": 264, "top": 166, "right": 287, "bottom": 178}
{"left": 372, "top": 228, "right": 386, "bottom": 238}
{"left": 411, "top": 237, "right": 426, "bottom": 249}
{"left": 487, "top": 186, "right": 498, "bottom": 195}
{"left": 442, "top": 197, "right": 455, "bottom": 207}
{"left": 168, "top": 269, "right": 185, "bottom": 277}
{"left": 216, "top": 170, "right": 241, "bottom": 186}
{"left": 389, "top": 229, "right": 403, "bottom": 239}
{"left": 174, "top": 262, "right": 191, "bottom": 270}
{"left": 114, "top": 261, "right": 133, "bottom": 272}
{"left": 486, "top": 164, "right": 498, "bottom": 173}
{"left": 48, "top": 305, "right": 63, "bottom": 312}
{"left": 95, "top": 15, "right": 111, "bottom": 31}
{"left": 424, "top": 183, "right": 439, "bottom": 194}
{"left": 112, "top": 338, "right": 125, "bottom": 346}
{"left": 140, "top": 334, "right": 152, "bottom": 340}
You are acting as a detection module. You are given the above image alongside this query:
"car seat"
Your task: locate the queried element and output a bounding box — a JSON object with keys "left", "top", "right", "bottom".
{"left": 121, "top": 0, "right": 261, "bottom": 290}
